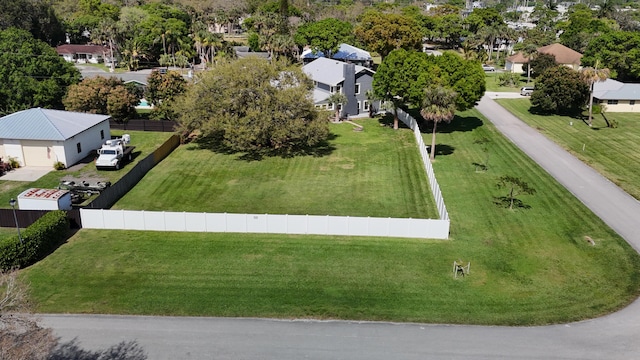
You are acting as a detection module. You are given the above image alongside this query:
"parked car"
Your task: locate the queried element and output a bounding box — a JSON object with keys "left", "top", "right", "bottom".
{"left": 520, "top": 86, "right": 534, "bottom": 96}
{"left": 482, "top": 64, "right": 496, "bottom": 72}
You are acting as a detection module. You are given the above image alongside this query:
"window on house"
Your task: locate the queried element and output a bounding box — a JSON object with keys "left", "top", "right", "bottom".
{"left": 100, "top": 130, "right": 104, "bottom": 140}
{"left": 76, "top": 142, "right": 82, "bottom": 153}
{"left": 363, "top": 100, "right": 370, "bottom": 111}
{"left": 355, "top": 83, "right": 361, "bottom": 95}
{"left": 630, "top": 100, "right": 636, "bottom": 106}
{"left": 328, "top": 103, "right": 334, "bottom": 110}
{"left": 357, "top": 101, "right": 361, "bottom": 110}
{"left": 607, "top": 100, "right": 618, "bottom": 105}
{"left": 329, "top": 86, "right": 335, "bottom": 93}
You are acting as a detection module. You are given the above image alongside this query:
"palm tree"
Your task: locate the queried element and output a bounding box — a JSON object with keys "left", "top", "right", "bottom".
{"left": 327, "top": 92, "right": 348, "bottom": 122}
{"left": 581, "top": 61, "right": 610, "bottom": 127}
{"left": 521, "top": 43, "right": 538, "bottom": 84}
{"left": 421, "top": 86, "right": 457, "bottom": 162}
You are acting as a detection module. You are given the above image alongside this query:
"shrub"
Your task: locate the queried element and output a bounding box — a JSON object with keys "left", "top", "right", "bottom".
{"left": 591, "top": 104, "right": 602, "bottom": 115}
{"left": 497, "top": 73, "right": 520, "bottom": 87}
{"left": 53, "top": 161, "right": 65, "bottom": 170}
{"left": 0, "top": 211, "right": 70, "bottom": 271}
{"left": 8, "top": 157, "right": 20, "bottom": 168}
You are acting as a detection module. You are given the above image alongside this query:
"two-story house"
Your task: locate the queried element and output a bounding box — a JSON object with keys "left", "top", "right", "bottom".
{"left": 302, "top": 58, "right": 378, "bottom": 119}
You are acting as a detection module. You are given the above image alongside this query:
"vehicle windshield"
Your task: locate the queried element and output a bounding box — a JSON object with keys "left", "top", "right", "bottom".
{"left": 101, "top": 150, "right": 116, "bottom": 155}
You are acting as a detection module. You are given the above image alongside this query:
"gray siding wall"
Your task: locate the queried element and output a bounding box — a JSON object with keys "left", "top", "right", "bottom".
{"left": 342, "top": 63, "right": 357, "bottom": 117}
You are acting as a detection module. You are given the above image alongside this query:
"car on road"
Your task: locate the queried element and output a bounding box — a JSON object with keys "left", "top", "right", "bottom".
{"left": 520, "top": 86, "right": 534, "bottom": 96}
{"left": 482, "top": 64, "right": 496, "bottom": 72}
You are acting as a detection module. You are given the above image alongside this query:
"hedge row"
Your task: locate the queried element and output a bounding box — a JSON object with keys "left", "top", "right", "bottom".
{"left": 0, "top": 210, "right": 70, "bottom": 271}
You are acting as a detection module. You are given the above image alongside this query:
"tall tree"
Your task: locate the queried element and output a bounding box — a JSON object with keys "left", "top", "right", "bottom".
{"left": 63, "top": 76, "right": 138, "bottom": 122}
{"left": 581, "top": 62, "right": 610, "bottom": 127}
{"left": 530, "top": 66, "right": 590, "bottom": 116}
{"left": 0, "top": 28, "right": 80, "bottom": 115}
{"left": 421, "top": 86, "right": 457, "bottom": 162}
{"left": 146, "top": 70, "right": 188, "bottom": 121}
{"left": 521, "top": 42, "right": 538, "bottom": 84}
{"left": 294, "top": 18, "right": 354, "bottom": 56}
{"left": 354, "top": 10, "right": 422, "bottom": 61}
{"left": 175, "top": 58, "right": 329, "bottom": 155}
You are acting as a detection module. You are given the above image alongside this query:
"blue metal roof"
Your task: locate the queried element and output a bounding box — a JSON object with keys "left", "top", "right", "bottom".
{"left": 0, "top": 108, "right": 110, "bottom": 141}
{"left": 593, "top": 79, "right": 640, "bottom": 100}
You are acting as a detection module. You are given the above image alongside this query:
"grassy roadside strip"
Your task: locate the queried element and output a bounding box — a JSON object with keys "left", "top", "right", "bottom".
{"left": 496, "top": 99, "right": 640, "bottom": 200}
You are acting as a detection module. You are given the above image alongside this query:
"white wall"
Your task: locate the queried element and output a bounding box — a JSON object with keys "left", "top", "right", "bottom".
{"left": 62, "top": 121, "right": 111, "bottom": 166}
{"left": 2, "top": 140, "right": 25, "bottom": 166}
{"left": 81, "top": 210, "right": 451, "bottom": 239}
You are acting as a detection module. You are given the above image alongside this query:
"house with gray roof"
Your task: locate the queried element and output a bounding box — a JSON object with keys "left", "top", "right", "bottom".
{"left": 593, "top": 79, "right": 640, "bottom": 112}
{"left": 301, "top": 43, "right": 373, "bottom": 68}
{"left": 0, "top": 108, "right": 111, "bottom": 168}
{"left": 302, "top": 58, "right": 379, "bottom": 119}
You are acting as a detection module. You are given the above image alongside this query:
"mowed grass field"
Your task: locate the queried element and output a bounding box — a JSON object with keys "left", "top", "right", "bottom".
{"left": 22, "top": 110, "right": 640, "bottom": 325}
{"left": 0, "top": 130, "right": 172, "bottom": 208}
{"left": 496, "top": 99, "right": 640, "bottom": 200}
{"left": 114, "top": 119, "right": 437, "bottom": 218}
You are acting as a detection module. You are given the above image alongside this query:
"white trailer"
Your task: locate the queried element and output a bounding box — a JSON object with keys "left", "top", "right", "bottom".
{"left": 17, "top": 188, "right": 73, "bottom": 210}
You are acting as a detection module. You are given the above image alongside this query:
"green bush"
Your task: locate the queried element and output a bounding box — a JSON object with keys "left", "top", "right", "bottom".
{"left": 592, "top": 104, "right": 602, "bottom": 114}
{"left": 0, "top": 211, "right": 70, "bottom": 271}
{"left": 497, "top": 73, "right": 520, "bottom": 87}
{"left": 53, "top": 161, "right": 66, "bottom": 170}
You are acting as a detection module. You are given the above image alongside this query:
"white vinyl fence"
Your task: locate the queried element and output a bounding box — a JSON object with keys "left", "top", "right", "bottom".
{"left": 80, "top": 210, "right": 451, "bottom": 239}
{"left": 80, "top": 110, "right": 451, "bottom": 239}
{"left": 395, "top": 109, "right": 450, "bottom": 221}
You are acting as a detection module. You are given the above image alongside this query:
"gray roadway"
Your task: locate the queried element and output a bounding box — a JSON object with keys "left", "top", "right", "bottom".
{"left": 41, "top": 95, "right": 640, "bottom": 359}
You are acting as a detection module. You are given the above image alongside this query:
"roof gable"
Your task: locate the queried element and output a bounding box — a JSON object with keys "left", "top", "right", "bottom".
{"left": 537, "top": 43, "right": 582, "bottom": 65}
{"left": 0, "top": 108, "right": 110, "bottom": 141}
{"left": 302, "top": 58, "right": 374, "bottom": 86}
{"left": 506, "top": 43, "right": 583, "bottom": 65}
{"left": 56, "top": 44, "right": 107, "bottom": 55}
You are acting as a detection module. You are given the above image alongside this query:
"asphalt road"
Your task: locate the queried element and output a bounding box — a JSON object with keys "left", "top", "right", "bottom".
{"left": 40, "top": 95, "right": 640, "bottom": 359}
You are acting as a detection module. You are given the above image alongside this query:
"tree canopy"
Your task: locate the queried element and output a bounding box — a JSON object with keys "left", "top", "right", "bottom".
{"left": 63, "top": 76, "right": 138, "bottom": 122}
{"left": 373, "top": 49, "right": 485, "bottom": 129}
{"left": 354, "top": 11, "right": 422, "bottom": 61}
{"left": 530, "top": 66, "right": 589, "bottom": 116}
{"left": 175, "top": 58, "right": 329, "bottom": 156}
{"left": 146, "top": 70, "right": 188, "bottom": 121}
{"left": 0, "top": 28, "right": 80, "bottom": 115}
{"left": 294, "top": 18, "right": 354, "bottom": 56}
{"left": 581, "top": 30, "right": 640, "bottom": 82}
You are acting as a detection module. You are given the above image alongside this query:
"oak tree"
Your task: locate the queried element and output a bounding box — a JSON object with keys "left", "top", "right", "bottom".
{"left": 175, "top": 58, "right": 329, "bottom": 155}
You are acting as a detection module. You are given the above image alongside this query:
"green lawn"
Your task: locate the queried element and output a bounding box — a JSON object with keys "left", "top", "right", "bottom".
{"left": 114, "top": 119, "right": 438, "bottom": 218}
{"left": 484, "top": 72, "right": 529, "bottom": 92}
{"left": 496, "top": 99, "right": 640, "bottom": 200}
{"left": 22, "top": 110, "right": 640, "bottom": 325}
{"left": 0, "top": 130, "right": 172, "bottom": 209}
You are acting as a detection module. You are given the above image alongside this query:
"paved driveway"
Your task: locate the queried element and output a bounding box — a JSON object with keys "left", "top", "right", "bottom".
{"left": 41, "top": 95, "right": 640, "bottom": 359}
{"left": 1, "top": 166, "right": 51, "bottom": 181}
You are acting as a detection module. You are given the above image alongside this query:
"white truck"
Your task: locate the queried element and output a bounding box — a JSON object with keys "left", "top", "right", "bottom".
{"left": 95, "top": 134, "right": 135, "bottom": 170}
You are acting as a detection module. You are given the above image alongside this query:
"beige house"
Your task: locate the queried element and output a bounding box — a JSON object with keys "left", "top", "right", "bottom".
{"left": 0, "top": 108, "right": 111, "bottom": 167}
{"left": 505, "top": 43, "right": 583, "bottom": 73}
{"left": 593, "top": 79, "right": 640, "bottom": 112}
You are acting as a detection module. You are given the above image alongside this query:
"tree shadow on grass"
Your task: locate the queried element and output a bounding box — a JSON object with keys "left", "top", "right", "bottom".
{"left": 189, "top": 132, "right": 337, "bottom": 162}
{"left": 377, "top": 112, "right": 410, "bottom": 129}
{"left": 431, "top": 144, "right": 455, "bottom": 157}
{"left": 493, "top": 196, "right": 532, "bottom": 210}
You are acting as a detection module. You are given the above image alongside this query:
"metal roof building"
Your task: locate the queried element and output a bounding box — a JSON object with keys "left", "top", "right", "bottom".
{"left": 0, "top": 108, "right": 111, "bottom": 168}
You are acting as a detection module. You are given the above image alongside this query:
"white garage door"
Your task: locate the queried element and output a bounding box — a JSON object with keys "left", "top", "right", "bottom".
{"left": 22, "top": 141, "right": 53, "bottom": 167}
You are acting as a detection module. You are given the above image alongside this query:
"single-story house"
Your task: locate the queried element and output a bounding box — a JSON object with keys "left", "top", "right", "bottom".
{"left": 593, "top": 79, "right": 640, "bottom": 112}
{"left": 302, "top": 57, "right": 379, "bottom": 119}
{"left": 301, "top": 44, "right": 374, "bottom": 68}
{"left": 505, "top": 43, "right": 582, "bottom": 73}
{"left": 0, "top": 108, "right": 111, "bottom": 168}
{"left": 56, "top": 44, "right": 109, "bottom": 64}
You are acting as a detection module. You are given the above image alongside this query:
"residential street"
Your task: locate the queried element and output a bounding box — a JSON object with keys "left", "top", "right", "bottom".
{"left": 41, "top": 94, "right": 640, "bottom": 359}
